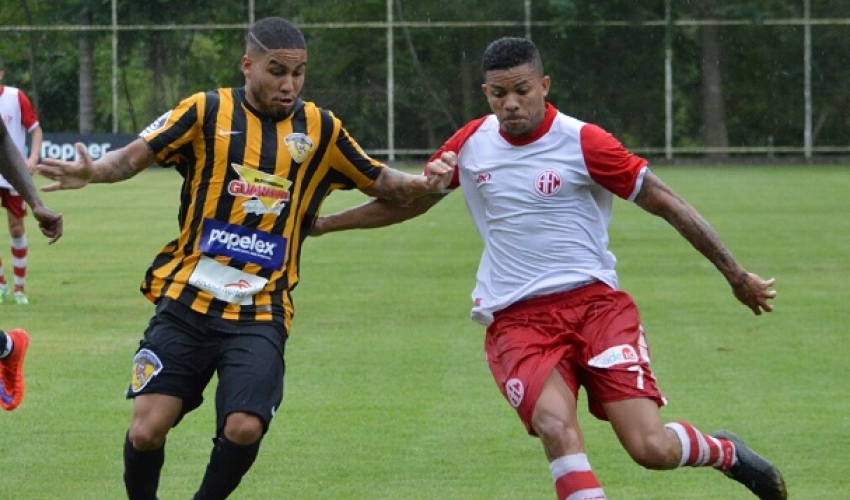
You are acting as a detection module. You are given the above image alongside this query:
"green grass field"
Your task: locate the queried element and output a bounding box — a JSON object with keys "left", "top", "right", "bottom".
{"left": 0, "top": 165, "right": 847, "bottom": 499}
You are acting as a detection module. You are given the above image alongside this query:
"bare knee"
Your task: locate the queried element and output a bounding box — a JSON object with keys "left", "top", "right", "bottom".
{"left": 624, "top": 428, "right": 680, "bottom": 470}
{"left": 128, "top": 420, "right": 169, "bottom": 451}
{"left": 605, "top": 399, "right": 682, "bottom": 470}
{"left": 223, "top": 412, "right": 264, "bottom": 445}
{"left": 8, "top": 218, "right": 24, "bottom": 239}
{"left": 532, "top": 409, "right": 583, "bottom": 457}
{"left": 127, "top": 394, "right": 181, "bottom": 451}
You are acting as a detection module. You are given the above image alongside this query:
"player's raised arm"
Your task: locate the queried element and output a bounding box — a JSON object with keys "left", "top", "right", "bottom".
{"left": 633, "top": 170, "right": 776, "bottom": 315}
{"left": 360, "top": 156, "right": 453, "bottom": 203}
{"left": 36, "top": 137, "right": 155, "bottom": 191}
{"left": 311, "top": 194, "right": 444, "bottom": 236}
{"left": 312, "top": 152, "right": 456, "bottom": 236}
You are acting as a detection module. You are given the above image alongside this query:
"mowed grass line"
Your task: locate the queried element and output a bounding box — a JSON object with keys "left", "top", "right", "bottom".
{"left": 0, "top": 165, "right": 846, "bottom": 499}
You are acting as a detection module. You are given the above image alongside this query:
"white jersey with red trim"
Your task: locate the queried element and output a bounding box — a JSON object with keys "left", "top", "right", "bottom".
{"left": 0, "top": 85, "right": 40, "bottom": 190}
{"left": 432, "top": 103, "right": 648, "bottom": 325}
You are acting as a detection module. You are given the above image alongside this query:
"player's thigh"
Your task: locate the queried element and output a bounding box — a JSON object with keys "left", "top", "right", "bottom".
{"left": 532, "top": 368, "right": 587, "bottom": 459}
{"left": 2, "top": 191, "right": 27, "bottom": 223}
{"left": 578, "top": 290, "right": 666, "bottom": 420}
{"left": 603, "top": 397, "right": 667, "bottom": 452}
{"left": 129, "top": 393, "right": 184, "bottom": 445}
{"left": 533, "top": 368, "right": 579, "bottom": 421}
{"left": 129, "top": 299, "right": 220, "bottom": 415}
{"left": 215, "top": 325, "right": 286, "bottom": 435}
{"left": 486, "top": 316, "right": 580, "bottom": 435}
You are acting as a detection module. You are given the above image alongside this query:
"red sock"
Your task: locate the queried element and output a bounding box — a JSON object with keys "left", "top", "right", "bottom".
{"left": 665, "top": 421, "right": 735, "bottom": 470}
{"left": 550, "top": 453, "right": 607, "bottom": 500}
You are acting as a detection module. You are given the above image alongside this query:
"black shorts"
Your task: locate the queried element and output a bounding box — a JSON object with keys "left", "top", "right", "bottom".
{"left": 128, "top": 298, "right": 287, "bottom": 434}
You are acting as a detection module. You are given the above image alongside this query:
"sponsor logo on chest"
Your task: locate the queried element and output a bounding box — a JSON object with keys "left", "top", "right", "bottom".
{"left": 228, "top": 163, "right": 293, "bottom": 215}
{"left": 199, "top": 218, "right": 286, "bottom": 270}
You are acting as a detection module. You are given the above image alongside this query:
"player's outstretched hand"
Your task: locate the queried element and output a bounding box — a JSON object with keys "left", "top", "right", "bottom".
{"left": 35, "top": 143, "right": 96, "bottom": 192}
{"left": 732, "top": 272, "right": 776, "bottom": 315}
{"left": 32, "top": 206, "right": 63, "bottom": 244}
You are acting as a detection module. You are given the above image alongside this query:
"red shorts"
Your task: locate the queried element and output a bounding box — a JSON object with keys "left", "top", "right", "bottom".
{"left": 484, "top": 282, "right": 667, "bottom": 434}
{"left": 0, "top": 189, "right": 27, "bottom": 218}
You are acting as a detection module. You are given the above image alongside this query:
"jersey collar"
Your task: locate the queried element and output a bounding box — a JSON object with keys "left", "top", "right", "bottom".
{"left": 498, "top": 102, "right": 557, "bottom": 146}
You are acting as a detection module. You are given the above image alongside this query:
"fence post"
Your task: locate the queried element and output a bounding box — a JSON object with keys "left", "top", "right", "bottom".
{"left": 664, "top": 0, "right": 674, "bottom": 160}
{"left": 386, "top": 0, "right": 396, "bottom": 161}
{"left": 803, "top": 0, "right": 812, "bottom": 160}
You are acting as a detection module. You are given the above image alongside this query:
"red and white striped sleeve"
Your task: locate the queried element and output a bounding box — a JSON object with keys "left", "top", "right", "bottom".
{"left": 423, "top": 116, "right": 489, "bottom": 190}
{"left": 580, "top": 123, "right": 648, "bottom": 201}
{"left": 17, "top": 91, "right": 40, "bottom": 132}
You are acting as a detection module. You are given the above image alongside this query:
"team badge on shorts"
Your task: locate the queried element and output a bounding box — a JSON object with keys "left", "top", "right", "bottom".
{"left": 506, "top": 378, "right": 524, "bottom": 408}
{"left": 130, "top": 348, "right": 163, "bottom": 393}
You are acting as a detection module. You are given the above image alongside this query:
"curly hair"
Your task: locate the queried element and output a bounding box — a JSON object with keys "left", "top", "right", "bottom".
{"left": 481, "top": 37, "right": 543, "bottom": 76}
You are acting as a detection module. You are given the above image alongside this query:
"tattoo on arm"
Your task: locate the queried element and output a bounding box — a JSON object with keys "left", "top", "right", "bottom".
{"left": 317, "top": 192, "right": 444, "bottom": 235}
{"left": 366, "top": 168, "right": 428, "bottom": 202}
{"left": 91, "top": 143, "right": 151, "bottom": 183}
{"left": 635, "top": 173, "right": 747, "bottom": 285}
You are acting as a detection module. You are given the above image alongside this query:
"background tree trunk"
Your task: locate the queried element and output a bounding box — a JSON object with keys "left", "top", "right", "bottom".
{"left": 694, "top": 0, "right": 729, "bottom": 158}
{"left": 78, "top": 7, "right": 95, "bottom": 133}
{"left": 19, "top": 0, "right": 40, "bottom": 109}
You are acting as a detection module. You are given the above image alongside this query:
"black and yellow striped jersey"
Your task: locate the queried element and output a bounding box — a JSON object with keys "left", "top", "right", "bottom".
{"left": 138, "top": 87, "right": 384, "bottom": 329}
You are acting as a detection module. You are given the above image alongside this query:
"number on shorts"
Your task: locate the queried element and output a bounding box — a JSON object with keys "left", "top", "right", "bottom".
{"left": 627, "top": 364, "right": 644, "bottom": 390}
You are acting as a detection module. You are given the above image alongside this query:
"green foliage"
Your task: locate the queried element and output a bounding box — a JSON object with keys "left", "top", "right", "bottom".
{"left": 4, "top": 1, "right": 850, "bottom": 153}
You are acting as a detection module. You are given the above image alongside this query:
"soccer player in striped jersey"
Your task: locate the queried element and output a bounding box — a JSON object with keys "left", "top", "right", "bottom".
{"left": 0, "top": 116, "right": 63, "bottom": 411}
{"left": 37, "top": 17, "right": 450, "bottom": 500}
{"left": 313, "top": 37, "right": 786, "bottom": 500}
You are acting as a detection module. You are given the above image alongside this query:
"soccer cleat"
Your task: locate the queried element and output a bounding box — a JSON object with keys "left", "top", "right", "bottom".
{"left": 713, "top": 430, "right": 787, "bottom": 500}
{"left": 0, "top": 328, "right": 30, "bottom": 411}
{"left": 12, "top": 290, "right": 29, "bottom": 305}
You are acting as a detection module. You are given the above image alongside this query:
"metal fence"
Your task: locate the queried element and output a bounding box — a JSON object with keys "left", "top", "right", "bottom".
{"left": 2, "top": 0, "right": 848, "bottom": 161}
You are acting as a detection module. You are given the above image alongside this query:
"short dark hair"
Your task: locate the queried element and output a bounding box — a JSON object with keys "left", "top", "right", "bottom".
{"left": 482, "top": 37, "right": 543, "bottom": 75}
{"left": 246, "top": 17, "right": 306, "bottom": 54}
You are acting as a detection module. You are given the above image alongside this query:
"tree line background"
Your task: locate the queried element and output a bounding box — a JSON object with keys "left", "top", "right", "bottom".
{"left": 1, "top": 0, "right": 848, "bottom": 161}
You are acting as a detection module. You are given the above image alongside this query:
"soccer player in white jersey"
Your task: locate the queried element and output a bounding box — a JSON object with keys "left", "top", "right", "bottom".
{"left": 0, "top": 60, "right": 44, "bottom": 305}
{"left": 312, "top": 37, "right": 786, "bottom": 500}
{"left": 0, "top": 116, "right": 63, "bottom": 411}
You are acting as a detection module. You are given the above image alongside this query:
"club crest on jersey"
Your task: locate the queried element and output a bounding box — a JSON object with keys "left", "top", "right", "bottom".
{"left": 505, "top": 378, "right": 524, "bottom": 408}
{"left": 228, "top": 163, "right": 292, "bottom": 215}
{"left": 535, "top": 169, "right": 562, "bottom": 196}
{"left": 139, "top": 111, "right": 172, "bottom": 138}
{"left": 130, "top": 349, "right": 163, "bottom": 393}
{"left": 284, "top": 133, "right": 314, "bottom": 164}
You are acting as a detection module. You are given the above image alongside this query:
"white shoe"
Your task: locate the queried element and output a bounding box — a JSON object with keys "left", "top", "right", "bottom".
{"left": 12, "top": 291, "right": 28, "bottom": 305}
